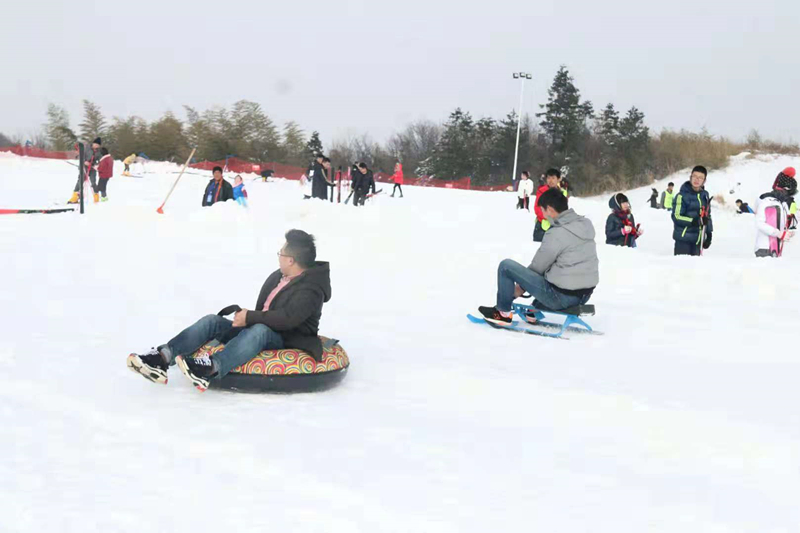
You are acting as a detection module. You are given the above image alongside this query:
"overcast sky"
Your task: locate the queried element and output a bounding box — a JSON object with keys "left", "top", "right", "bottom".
{"left": 3, "top": 0, "right": 799, "bottom": 146}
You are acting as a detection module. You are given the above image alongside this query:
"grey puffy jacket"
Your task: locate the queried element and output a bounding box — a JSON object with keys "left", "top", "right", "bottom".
{"left": 528, "top": 208, "right": 599, "bottom": 290}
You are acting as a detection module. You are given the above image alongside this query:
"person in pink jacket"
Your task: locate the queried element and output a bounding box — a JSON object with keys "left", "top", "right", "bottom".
{"left": 97, "top": 148, "right": 114, "bottom": 202}
{"left": 391, "top": 160, "right": 404, "bottom": 198}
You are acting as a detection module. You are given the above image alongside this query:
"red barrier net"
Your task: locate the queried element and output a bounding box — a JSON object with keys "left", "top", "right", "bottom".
{"left": 0, "top": 145, "right": 77, "bottom": 159}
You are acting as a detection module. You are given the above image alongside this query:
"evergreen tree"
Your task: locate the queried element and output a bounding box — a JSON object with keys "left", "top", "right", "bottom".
{"left": 617, "top": 106, "right": 650, "bottom": 180}
{"left": 0, "top": 132, "right": 12, "bottom": 147}
{"left": 106, "top": 116, "right": 142, "bottom": 158}
{"left": 537, "top": 66, "right": 593, "bottom": 163}
{"left": 147, "top": 112, "right": 188, "bottom": 162}
{"left": 230, "top": 100, "right": 280, "bottom": 160}
{"left": 44, "top": 103, "right": 76, "bottom": 150}
{"left": 306, "top": 131, "right": 324, "bottom": 160}
{"left": 79, "top": 100, "right": 107, "bottom": 142}
{"left": 281, "top": 121, "right": 307, "bottom": 166}
{"left": 420, "top": 108, "right": 477, "bottom": 180}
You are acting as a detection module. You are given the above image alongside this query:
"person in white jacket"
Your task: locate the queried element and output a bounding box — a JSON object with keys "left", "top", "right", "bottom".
{"left": 516, "top": 171, "right": 534, "bottom": 211}
{"left": 754, "top": 167, "right": 796, "bottom": 257}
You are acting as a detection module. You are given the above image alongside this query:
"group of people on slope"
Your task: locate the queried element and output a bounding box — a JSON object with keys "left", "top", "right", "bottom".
{"left": 514, "top": 168, "right": 571, "bottom": 242}
{"left": 67, "top": 137, "right": 115, "bottom": 204}
{"left": 647, "top": 182, "right": 677, "bottom": 211}
{"left": 202, "top": 166, "right": 248, "bottom": 207}
{"left": 303, "top": 154, "right": 404, "bottom": 206}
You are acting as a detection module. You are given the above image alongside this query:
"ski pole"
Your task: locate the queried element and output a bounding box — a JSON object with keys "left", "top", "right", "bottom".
{"left": 156, "top": 147, "right": 197, "bottom": 214}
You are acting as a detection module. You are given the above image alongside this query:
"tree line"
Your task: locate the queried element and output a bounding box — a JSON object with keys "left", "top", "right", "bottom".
{"left": 4, "top": 65, "right": 797, "bottom": 195}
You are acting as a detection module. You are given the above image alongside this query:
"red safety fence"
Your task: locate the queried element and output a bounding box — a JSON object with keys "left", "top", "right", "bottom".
{"left": 190, "top": 157, "right": 307, "bottom": 180}
{"left": 0, "top": 145, "right": 77, "bottom": 159}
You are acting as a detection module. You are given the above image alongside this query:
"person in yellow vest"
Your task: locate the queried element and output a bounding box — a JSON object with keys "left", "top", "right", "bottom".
{"left": 788, "top": 196, "right": 797, "bottom": 229}
{"left": 122, "top": 153, "right": 137, "bottom": 176}
{"left": 660, "top": 182, "right": 676, "bottom": 211}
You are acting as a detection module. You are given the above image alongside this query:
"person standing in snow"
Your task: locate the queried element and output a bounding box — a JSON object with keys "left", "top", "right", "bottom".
{"left": 516, "top": 171, "right": 534, "bottom": 211}
{"left": 478, "top": 188, "right": 599, "bottom": 325}
{"left": 127, "top": 230, "right": 331, "bottom": 392}
{"left": 532, "top": 168, "right": 564, "bottom": 242}
{"left": 660, "top": 182, "right": 676, "bottom": 211}
{"left": 735, "top": 199, "right": 754, "bottom": 214}
{"left": 232, "top": 175, "right": 249, "bottom": 207}
{"left": 353, "top": 162, "right": 376, "bottom": 207}
{"left": 671, "top": 165, "right": 713, "bottom": 256}
{"left": 68, "top": 137, "right": 103, "bottom": 204}
{"left": 606, "top": 193, "right": 643, "bottom": 247}
{"left": 391, "top": 160, "right": 404, "bottom": 198}
{"left": 96, "top": 148, "right": 113, "bottom": 202}
{"left": 647, "top": 188, "right": 659, "bottom": 209}
{"left": 309, "top": 154, "right": 329, "bottom": 200}
{"left": 202, "top": 166, "right": 234, "bottom": 206}
{"left": 753, "top": 167, "right": 797, "bottom": 258}
{"left": 122, "top": 153, "right": 137, "bottom": 176}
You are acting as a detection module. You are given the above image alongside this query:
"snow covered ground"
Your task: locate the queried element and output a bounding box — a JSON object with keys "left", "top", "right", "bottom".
{"left": 2, "top": 152, "right": 799, "bottom": 532}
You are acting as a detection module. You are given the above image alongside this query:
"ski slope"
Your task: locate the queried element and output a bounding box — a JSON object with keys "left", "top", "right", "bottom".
{"left": 1, "top": 152, "right": 799, "bottom": 533}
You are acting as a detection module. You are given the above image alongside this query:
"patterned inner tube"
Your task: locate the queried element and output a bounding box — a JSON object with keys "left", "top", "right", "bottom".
{"left": 190, "top": 337, "right": 349, "bottom": 393}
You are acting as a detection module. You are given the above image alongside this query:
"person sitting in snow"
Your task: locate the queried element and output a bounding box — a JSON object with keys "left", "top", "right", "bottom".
{"left": 232, "top": 175, "right": 249, "bottom": 207}
{"left": 127, "top": 229, "right": 331, "bottom": 392}
{"left": 735, "top": 199, "right": 754, "bottom": 214}
{"left": 516, "top": 171, "right": 534, "bottom": 211}
{"left": 671, "top": 165, "right": 713, "bottom": 256}
{"left": 96, "top": 147, "right": 113, "bottom": 202}
{"left": 202, "top": 166, "right": 234, "bottom": 206}
{"left": 606, "top": 193, "right": 642, "bottom": 247}
{"left": 647, "top": 188, "right": 659, "bottom": 209}
{"left": 477, "top": 188, "right": 599, "bottom": 325}
{"left": 754, "top": 167, "right": 797, "bottom": 258}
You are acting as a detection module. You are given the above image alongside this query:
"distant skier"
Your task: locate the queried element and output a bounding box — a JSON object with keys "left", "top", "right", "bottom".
{"left": 647, "top": 188, "right": 659, "bottom": 209}
{"left": 754, "top": 167, "right": 796, "bottom": 257}
{"left": 202, "top": 166, "right": 234, "bottom": 206}
{"left": 391, "top": 160, "right": 404, "bottom": 198}
{"left": 660, "top": 182, "right": 676, "bottom": 211}
{"left": 606, "top": 193, "right": 643, "bottom": 247}
{"left": 122, "top": 153, "right": 137, "bottom": 176}
{"left": 477, "top": 188, "right": 599, "bottom": 326}
{"left": 96, "top": 148, "right": 113, "bottom": 202}
{"left": 126, "top": 230, "right": 331, "bottom": 392}
{"left": 232, "top": 175, "right": 249, "bottom": 207}
{"left": 68, "top": 137, "right": 102, "bottom": 204}
{"left": 671, "top": 166, "right": 713, "bottom": 256}
{"left": 516, "top": 171, "right": 534, "bottom": 211}
{"left": 533, "top": 168, "right": 563, "bottom": 242}
{"left": 735, "top": 199, "right": 754, "bottom": 214}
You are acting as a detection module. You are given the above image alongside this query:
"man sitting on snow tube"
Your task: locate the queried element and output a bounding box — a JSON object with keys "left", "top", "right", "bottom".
{"left": 477, "top": 188, "right": 599, "bottom": 326}
{"left": 128, "top": 229, "right": 331, "bottom": 392}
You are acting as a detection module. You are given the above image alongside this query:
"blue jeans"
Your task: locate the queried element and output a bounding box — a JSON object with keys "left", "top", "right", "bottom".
{"left": 160, "top": 314, "right": 284, "bottom": 379}
{"left": 496, "top": 259, "right": 590, "bottom": 312}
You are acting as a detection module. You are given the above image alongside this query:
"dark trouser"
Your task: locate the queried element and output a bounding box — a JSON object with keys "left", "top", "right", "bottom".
{"left": 353, "top": 190, "right": 367, "bottom": 206}
{"left": 98, "top": 178, "right": 110, "bottom": 197}
{"left": 496, "top": 259, "right": 591, "bottom": 312}
{"left": 755, "top": 249, "right": 774, "bottom": 258}
{"left": 517, "top": 197, "right": 529, "bottom": 210}
{"left": 74, "top": 169, "right": 98, "bottom": 193}
{"left": 674, "top": 241, "right": 701, "bottom": 256}
{"left": 392, "top": 183, "right": 403, "bottom": 197}
{"left": 124, "top": 163, "right": 130, "bottom": 172}
{"left": 159, "top": 314, "right": 284, "bottom": 380}
{"left": 533, "top": 220, "right": 545, "bottom": 242}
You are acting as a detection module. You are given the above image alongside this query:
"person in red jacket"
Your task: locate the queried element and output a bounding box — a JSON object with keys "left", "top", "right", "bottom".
{"left": 533, "top": 168, "right": 562, "bottom": 242}
{"left": 391, "top": 160, "right": 404, "bottom": 198}
{"left": 97, "top": 148, "right": 114, "bottom": 202}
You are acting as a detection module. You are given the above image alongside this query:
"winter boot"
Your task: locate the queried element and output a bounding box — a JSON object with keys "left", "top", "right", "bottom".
{"left": 127, "top": 348, "right": 169, "bottom": 385}
{"left": 67, "top": 191, "right": 79, "bottom": 204}
{"left": 176, "top": 354, "right": 218, "bottom": 392}
{"left": 93, "top": 193, "right": 100, "bottom": 203}
{"left": 101, "top": 196, "right": 109, "bottom": 202}
{"left": 478, "top": 305, "right": 513, "bottom": 326}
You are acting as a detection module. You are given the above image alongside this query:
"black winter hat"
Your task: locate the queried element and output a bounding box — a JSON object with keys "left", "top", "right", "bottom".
{"left": 615, "top": 193, "right": 629, "bottom": 206}
{"left": 774, "top": 167, "right": 797, "bottom": 195}
{"left": 93, "top": 137, "right": 102, "bottom": 145}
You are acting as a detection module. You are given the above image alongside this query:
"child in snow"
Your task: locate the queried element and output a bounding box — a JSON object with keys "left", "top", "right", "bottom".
{"left": 516, "top": 171, "right": 534, "bottom": 210}
{"left": 647, "top": 188, "right": 659, "bottom": 209}
{"left": 391, "top": 160, "right": 404, "bottom": 198}
{"left": 754, "top": 167, "right": 796, "bottom": 258}
{"left": 122, "top": 153, "right": 137, "bottom": 176}
{"left": 232, "top": 175, "right": 248, "bottom": 207}
{"left": 606, "top": 193, "right": 642, "bottom": 247}
{"left": 97, "top": 147, "right": 114, "bottom": 202}
{"left": 735, "top": 199, "right": 754, "bottom": 214}
{"left": 671, "top": 165, "right": 713, "bottom": 256}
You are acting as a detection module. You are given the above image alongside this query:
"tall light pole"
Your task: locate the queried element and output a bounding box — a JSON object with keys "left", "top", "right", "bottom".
{"left": 511, "top": 72, "right": 532, "bottom": 187}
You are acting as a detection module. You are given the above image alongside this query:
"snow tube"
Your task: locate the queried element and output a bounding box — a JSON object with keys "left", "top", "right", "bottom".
{"left": 189, "top": 337, "right": 349, "bottom": 393}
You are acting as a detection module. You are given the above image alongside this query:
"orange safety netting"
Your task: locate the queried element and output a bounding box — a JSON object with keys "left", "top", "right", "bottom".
{"left": 0, "top": 145, "right": 77, "bottom": 159}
